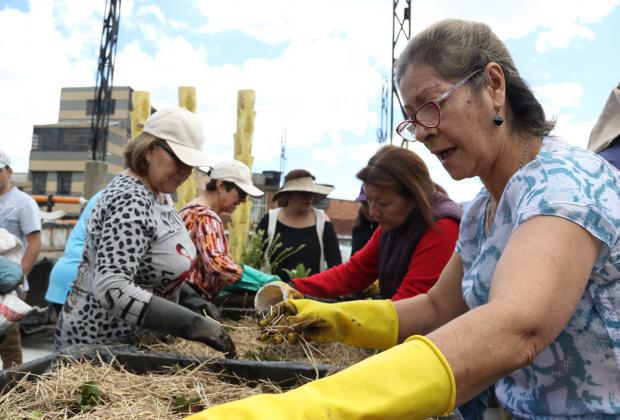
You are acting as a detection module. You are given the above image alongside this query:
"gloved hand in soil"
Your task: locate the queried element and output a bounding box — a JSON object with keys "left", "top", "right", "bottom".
{"left": 179, "top": 282, "right": 222, "bottom": 321}
{"left": 257, "top": 298, "right": 398, "bottom": 350}
{"left": 142, "top": 295, "right": 236, "bottom": 358}
{"left": 221, "top": 265, "right": 281, "bottom": 295}
{"left": 184, "top": 335, "right": 456, "bottom": 420}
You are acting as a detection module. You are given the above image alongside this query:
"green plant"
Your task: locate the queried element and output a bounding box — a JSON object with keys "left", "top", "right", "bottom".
{"left": 172, "top": 394, "right": 204, "bottom": 414}
{"left": 282, "top": 263, "right": 312, "bottom": 279}
{"left": 243, "top": 348, "right": 282, "bottom": 362}
{"left": 241, "top": 229, "right": 305, "bottom": 274}
{"left": 241, "top": 228, "right": 269, "bottom": 269}
{"left": 76, "top": 381, "right": 102, "bottom": 411}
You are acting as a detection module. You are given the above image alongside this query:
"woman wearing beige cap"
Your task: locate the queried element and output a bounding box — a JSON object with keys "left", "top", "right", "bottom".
{"left": 180, "top": 160, "right": 271, "bottom": 300}
{"left": 257, "top": 169, "right": 342, "bottom": 282}
{"left": 55, "top": 107, "right": 236, "bottom": 357}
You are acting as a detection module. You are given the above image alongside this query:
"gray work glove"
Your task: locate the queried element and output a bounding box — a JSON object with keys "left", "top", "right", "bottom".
{"left": 142, "top": 295, "right": 236, "bottom": 358}
{"left": 179, "top": 282, "right": 221, "bottom": 321}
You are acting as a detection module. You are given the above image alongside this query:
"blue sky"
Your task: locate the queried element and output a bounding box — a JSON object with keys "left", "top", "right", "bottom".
{"left": 1, "top": 0, "right": 619, "bottom": 202}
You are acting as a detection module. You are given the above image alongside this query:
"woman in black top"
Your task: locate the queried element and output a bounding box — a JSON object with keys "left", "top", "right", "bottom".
{"left": 257, "top": 169, "right": 342, "bottom": 281}
{"left": 350, "top": 186, "right": 377, "bottom": 257}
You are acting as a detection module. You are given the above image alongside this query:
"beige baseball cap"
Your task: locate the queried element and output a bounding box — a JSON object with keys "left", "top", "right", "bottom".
{"left": 210, "top": 160, "right": 264, "bottom": 197}
{"left": 142, "top": 107, "right": 213, "bottom": 168}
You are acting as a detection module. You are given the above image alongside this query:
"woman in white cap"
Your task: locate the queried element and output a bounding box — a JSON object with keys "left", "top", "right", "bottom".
{"left": 257, "top": 169, "right": 342, "bottom": 281}
{"left": 179, "top": 160, "right": 269, "bottom": 300}
{"left": 54, "top": 107, "right": 235, "bottom": 357}
{"left": 587, "top": 81, "right": 620, "bottom": 170}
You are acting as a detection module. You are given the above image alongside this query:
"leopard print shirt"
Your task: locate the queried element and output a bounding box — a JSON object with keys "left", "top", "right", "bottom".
{"left": 54, "top": 174, "right": 196, "bottom": 350}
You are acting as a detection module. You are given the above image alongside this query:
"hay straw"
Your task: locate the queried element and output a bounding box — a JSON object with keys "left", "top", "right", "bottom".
{"left": 142, "top": 317, "right": 377, "bottom": 369}
{"left": 0, "top": 355, "right": 284, "bottom": 419}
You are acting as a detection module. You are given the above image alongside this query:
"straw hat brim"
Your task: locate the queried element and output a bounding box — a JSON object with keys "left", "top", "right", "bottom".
{"left": 272, "top": 183, "right": 333, "bottom": 202}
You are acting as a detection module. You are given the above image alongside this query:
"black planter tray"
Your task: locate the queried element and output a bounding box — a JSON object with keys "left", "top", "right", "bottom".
{"left": 220, "top": 306, "right": 257, "bottom": 320}
{"left": 0, "top": 344, "right": 336, "bottom": 394}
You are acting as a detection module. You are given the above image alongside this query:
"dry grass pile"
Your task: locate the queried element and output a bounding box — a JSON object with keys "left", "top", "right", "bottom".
{"left": 142, "top": 317, "right": 376, "bottom": 368}
{"left": 0, "top": 356, "right": 283, "bottom": 419}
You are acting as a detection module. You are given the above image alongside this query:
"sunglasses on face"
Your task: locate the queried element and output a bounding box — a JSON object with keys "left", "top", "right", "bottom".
{"left": 156, "top": 143, "right": 185, "bottom": 166}
{"left": 234, "top": 186, "right": 248, "bottom": 201}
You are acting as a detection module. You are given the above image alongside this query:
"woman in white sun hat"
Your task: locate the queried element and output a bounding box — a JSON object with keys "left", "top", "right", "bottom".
{"left": 257, "top": 169, "right": 342, "bottom": 282}
{"left": 55, "top": 107, "right": 235, "bottom": 357}
{"left": 180, "top": 160, "right": 272, "bottom": 300}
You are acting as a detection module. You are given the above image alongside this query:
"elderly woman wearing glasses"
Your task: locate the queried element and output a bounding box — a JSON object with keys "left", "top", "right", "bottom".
{"left": 55, "top": 107, "right": 236, "bottom": 357}
{"left": 188, "top": 19, "right": 620, "bottom": 420}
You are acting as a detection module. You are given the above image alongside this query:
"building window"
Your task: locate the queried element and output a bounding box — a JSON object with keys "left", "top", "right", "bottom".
{"left": 32, "top": 172, "right": 47, "bottom": 195}
{"left": 31, "top": 132, "right": 39, "bottom": 150}
{"left": 86, "top": 99, "right": 116, "bottom": 115}
{"left": 32, "top": 127, "right": 91, "bottom": 151}
{"left": 250, "top": 195, "right": 267, "bottom": 225}
{"left": 57, "top": 172, "right": 72, "bottom": 195}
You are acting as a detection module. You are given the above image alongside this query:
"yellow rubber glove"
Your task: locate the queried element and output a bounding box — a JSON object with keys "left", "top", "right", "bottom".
{"left": 362, "top": 279, "right": 381, "bottom": 297}
{"left": 185, "top": 335, "right": 456, "bottom": 420}
{"left": 261, "top": 298, "right": 399, "bottom": 350}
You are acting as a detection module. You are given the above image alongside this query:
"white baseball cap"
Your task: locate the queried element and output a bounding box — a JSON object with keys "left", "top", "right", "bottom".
{"left": 0, "top": 150, "right": 10, "bottom": 168}
{"left": 142, "top": 107, "right": 213, "bottom": 168}
{"left": 210, "top": 160, "right": 264, "bottom": 197}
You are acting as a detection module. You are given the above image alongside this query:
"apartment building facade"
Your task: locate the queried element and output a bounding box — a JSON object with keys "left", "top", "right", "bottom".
{"left": 28, "top": 86, "right": 137, "bottom": 214}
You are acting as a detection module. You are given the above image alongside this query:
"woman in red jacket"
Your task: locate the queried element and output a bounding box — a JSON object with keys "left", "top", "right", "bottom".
{"left": 290, "top": 145, "right": 461, "bottom": 301}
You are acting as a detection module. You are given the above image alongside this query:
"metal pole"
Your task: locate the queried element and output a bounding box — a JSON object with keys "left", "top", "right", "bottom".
{"left": 391, "top": 0, "right": 411, "bottom": 144}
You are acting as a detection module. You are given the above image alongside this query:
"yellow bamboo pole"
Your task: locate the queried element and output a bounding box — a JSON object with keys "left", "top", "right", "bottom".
{"left": 130, "top": 91, "right": 151, "bottom": 139}
{"left": 175, "top": 86, "right": 199, "bottom": 210}
{"left": 230, "top": 89, "right": 256, "bottom": 261}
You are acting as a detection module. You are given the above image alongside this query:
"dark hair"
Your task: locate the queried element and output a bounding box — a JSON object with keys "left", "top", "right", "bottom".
{"left": 284, "top": 169, "right": 315, "bottom": 182}
{"left": 123, "top": 132, "right": 161, "bottom": 175}
{"left": 206, "top": 179, "right": 236, "bottom": 192}
{"left": 354, "top": 204, "right": 374, "bottom": 230}
{"left": 356, "top": 145, "right": 435, "bottom": 226}
{"left": 277, "top": 169, "right": 316, "bottom": 207}
{"left": 396, "top": 19, "right": 554, "bottom": 138}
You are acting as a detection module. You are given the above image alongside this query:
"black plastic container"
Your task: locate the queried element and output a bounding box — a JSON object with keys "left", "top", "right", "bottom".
{"left": 0, "top": 344, "right": 335, "bottom": 394}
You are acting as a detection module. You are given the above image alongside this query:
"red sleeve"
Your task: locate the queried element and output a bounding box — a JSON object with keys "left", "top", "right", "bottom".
{"left": 391, "top": 218, "right": 459, "bottom": 301}
{"left": 292, "top": 228, "right": 382, "bottom": 298}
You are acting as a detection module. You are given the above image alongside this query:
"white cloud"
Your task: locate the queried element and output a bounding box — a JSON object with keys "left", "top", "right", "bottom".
{"left": 0, "top": 0, "right": 617, "bottom": 205}
{"left": 0, "top": 1, "right": 99, "bottom": 171}
{"left": 534, "top": 82, "right": 584, "bottom": 117}
{"left": 535, "top": 23, "right": 595, "bottom": 52}
{"left": 411, "top": 0, "right": 620, "bottom": 42}
{"left": 310, "top": 142, "right": 378, "bottom": 169}
{"left": 136, "top": 5, "right": 166, "bottom": 23}
{"left": 552, "top": 115, "right": 596, "bottom": 149}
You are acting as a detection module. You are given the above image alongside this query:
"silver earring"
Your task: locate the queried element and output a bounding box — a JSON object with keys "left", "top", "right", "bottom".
{"left": 493, "top": 113, "right": 504, "bottom": 126}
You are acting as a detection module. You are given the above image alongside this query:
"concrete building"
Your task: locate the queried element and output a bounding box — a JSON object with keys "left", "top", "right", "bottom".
{"left": 28, "top": 86, "right": 139, "bottom": 215}
{"left": 11, "top": 172, "right": 30, "bottom": 191}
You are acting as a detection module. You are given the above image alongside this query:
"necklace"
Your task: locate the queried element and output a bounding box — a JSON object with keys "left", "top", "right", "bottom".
{"left": 486, "top": 140, "right": 532, "bottom": 236}
{"left": 519, "top": 140, "right": 531, "bottom": 169}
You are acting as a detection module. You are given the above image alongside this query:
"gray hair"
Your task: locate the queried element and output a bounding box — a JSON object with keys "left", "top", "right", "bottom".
{"left": 396, "top": 19, "right": 554, "bottom": 137}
